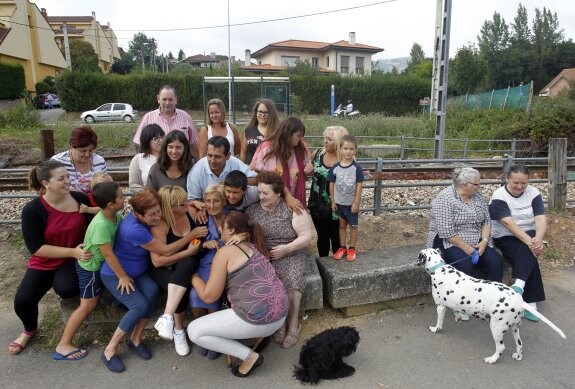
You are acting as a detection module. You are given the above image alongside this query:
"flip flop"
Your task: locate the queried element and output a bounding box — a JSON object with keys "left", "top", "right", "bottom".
{"left": 52, "top": 348, "right": 88, "bottom": 361}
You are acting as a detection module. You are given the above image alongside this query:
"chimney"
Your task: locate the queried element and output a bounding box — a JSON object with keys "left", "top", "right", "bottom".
{"left": 40, "top": 8, "right": 47, "bottom": 17}
{"left": 92, "top": 11, "right": 96, "bottom": 19}
{"left": 349, "top": 32, "right": 356, "bottom": 45}
{"left": 210, "top": 52, "right": 216, "bottom": 59}
{"left": 245, "top": 50, "right": 251, "bottom": 66}
{"left": 107, "top": 22, "right": 110, "bottom": 28}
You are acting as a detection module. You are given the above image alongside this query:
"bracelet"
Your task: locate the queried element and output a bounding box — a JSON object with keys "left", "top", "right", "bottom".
{"left": 481, "top": 238, "right": 489, "bottom": 243}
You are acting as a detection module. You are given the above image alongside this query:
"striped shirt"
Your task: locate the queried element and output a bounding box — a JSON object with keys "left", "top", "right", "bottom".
{"left": 51, "top": 151, "right": 107, "bottom": 194}
{"left": 489, "top": 185, "right": 544, "bottom": 238}
{"left": 132, "top": 108, "right": 198, "bottom": 146}
{"left": 427, "top": 185, "right": 491, "bottom": 249}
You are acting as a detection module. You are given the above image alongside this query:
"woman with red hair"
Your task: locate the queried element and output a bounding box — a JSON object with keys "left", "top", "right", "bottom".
{"left": 51, "top": 126, "right": 107, "bottom": 194}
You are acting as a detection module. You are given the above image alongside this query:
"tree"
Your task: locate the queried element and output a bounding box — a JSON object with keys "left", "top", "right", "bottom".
{"left": 478, "top": 12, "right": 510, "bottom": 88}
{"left": 405, "top": 43, "right": 425, "bottom": 73}
{"left": 167, "top": 51, "right": 175, "bottom": 60}
{"left": 178, "top": 49, "right": 186, "bottom": 61}
{"left": 411, "top": 60, "right": 433, "bottom": 79}
{"left": 531, "top": 7, "right": 564, "bottom": 90}
{"left": 67, "top": 40, "right": 100, "bottom": 73}
{"left": 111, "top": 51, "right": 135, "bottom": 74}
{"left": 129, "top": 33, "right": 158, "bottom": 71}
{"left": 450, "top": 45, "right": 487, "bottom": 94}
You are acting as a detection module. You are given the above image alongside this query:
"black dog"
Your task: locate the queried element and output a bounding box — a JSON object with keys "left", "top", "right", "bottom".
{"left": 293, "top": 326, "right": 360, "bottom": 384}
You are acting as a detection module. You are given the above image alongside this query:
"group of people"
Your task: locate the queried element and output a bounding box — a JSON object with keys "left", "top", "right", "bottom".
{"left": 428, "top": 165, "right": 547, "bottom": 322}
{"left": 8, "top": 85, "right": 366, "bottom": 378}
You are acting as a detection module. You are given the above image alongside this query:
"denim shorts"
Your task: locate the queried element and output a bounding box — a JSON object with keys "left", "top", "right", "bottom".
{"left": 336, "top": 204, "right": 359, "bottom": 228}
{"left": 75, "top": 261, "right": 103, "bottom": 299}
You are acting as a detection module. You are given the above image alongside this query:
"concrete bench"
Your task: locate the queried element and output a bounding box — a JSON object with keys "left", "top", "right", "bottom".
{"left": 317, "top": 245, "right": 431, "bottom": 316}
{"left": 60, "top": 255, "right": 323, "bottom": 325}
{"left": 317, "top": 245, "right": 513, "bottom": 316}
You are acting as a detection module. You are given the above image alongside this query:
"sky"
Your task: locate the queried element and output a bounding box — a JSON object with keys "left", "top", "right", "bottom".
{"left": 36, "top": 0, "right": 575, "bottom": 61}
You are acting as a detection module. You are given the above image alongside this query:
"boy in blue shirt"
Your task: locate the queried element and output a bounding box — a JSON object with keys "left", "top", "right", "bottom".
{"left": 328, "top": 135, "right": 364, "bottom": 261}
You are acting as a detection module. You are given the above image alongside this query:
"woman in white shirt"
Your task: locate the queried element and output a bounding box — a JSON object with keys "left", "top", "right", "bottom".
{"left": 129, "top": 124, "right": 165, "bottom": 193}
{"left": 197, "top": 98, "right": 240, "bottom": 158}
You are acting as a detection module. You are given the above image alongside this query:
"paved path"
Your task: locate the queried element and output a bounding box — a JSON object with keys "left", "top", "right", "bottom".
{"left": 38, "top": 108, "right": 65, "bottom": 125}
{"left": 1, "top": 268, "right": 573, "bottom": 388}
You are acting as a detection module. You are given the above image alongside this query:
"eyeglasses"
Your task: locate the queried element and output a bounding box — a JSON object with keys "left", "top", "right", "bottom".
{"left": 152, "top": 136, "right": 164, "bottom": 142}
{"left": 257, "top": 111, "right": 269, "bottom": 116}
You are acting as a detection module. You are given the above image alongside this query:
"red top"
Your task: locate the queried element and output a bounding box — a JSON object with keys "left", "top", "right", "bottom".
{"left": 28, "top": 197, "right": 87, "bottom": 270}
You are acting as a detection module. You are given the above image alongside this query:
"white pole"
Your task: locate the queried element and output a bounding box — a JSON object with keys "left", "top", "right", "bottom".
{"left": 63, "top": 22, "right": 72, "bottom": 70}
{"left": 227, "top": 0, "right": 232, "bottom": 117}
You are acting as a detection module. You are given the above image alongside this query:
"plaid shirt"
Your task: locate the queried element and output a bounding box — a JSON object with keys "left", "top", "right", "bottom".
{"left": 427, "top": 185, "right": 491, "bottom": 249}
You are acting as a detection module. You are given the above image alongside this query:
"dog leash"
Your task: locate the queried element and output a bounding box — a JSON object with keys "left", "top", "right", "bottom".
{"left": 427, "top": 252, "right": 474, "bottom": 274}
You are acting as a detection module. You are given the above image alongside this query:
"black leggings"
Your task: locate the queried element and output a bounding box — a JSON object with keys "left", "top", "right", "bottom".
{"left": 311, "top": 214, "right": 341, "bottom": 257}
{"left": 149, "top": 256, "right": 198, "bottom": 314}
{"left": 14, "top": 265, "right": 79, "bottom": 331}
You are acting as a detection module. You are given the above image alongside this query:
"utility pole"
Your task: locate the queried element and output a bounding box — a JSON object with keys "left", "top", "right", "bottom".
{"left": 63, "top": 22, "right": 72, "bottom": 70}
{"left": 433, "top": 0, "right": 452, "bottom": 159}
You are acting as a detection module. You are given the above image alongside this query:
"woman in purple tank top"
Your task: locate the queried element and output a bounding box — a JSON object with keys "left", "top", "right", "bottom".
{"left": 187, "top": 211, "right": 287, "bottom": 378}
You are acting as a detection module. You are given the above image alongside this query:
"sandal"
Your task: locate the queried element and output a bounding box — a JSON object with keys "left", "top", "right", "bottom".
{"left": 8, "top": 329, "right": 38, "bottom": 355}
{"left": 272, "top": 325, "right": 287, "bottom": 344}
{"left": 281, "top": 325, "right": 301, "bottom": 349}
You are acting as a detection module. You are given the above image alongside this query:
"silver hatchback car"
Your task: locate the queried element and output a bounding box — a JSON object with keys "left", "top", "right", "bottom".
{"left": 81, "top": 103, "right": 138, "bottom": 123}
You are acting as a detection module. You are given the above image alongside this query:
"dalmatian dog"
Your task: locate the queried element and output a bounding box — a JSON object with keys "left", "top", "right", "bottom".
{"left": 417, "top": 248, "right": 566, "bottom": 364}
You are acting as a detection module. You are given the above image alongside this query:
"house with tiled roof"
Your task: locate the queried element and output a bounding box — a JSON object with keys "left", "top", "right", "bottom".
{"left": 182, "top": 54, "right": 221, "bottom": 68}
{"left": 0, "top": 0, "right": 66, "bottom": 93}
{"left": 44, "top": 10, "right": 120, "bottom": 73}
{"left": 242, "top": 33, "right": 383, "bottom": 75}
{"left": 539, "top": 68, "right": 575, "bottom": 97}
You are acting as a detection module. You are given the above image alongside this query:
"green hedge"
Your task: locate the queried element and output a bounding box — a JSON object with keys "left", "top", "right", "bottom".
{"left": 0, "top": 62, "right": 25, "bottom": 99}
{"left": 55, "top": 71, "right": 430, "bottom": 115}
{"left": 291, "top": 74, "right": 430, "bottom": 115}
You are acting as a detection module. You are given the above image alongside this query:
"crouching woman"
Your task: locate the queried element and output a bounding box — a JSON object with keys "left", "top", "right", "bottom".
{"left": 187, "top": 211, "right": 288, "bottom": 378}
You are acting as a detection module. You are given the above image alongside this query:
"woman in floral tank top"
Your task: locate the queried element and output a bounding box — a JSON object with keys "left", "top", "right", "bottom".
{"left": 187, "top": 211, "right": 287, "bottom": 378}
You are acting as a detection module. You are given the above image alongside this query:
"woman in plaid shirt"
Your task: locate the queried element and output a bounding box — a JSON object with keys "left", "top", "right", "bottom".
{"left": 428, "top": 167, "right": 503, "bottom": 283}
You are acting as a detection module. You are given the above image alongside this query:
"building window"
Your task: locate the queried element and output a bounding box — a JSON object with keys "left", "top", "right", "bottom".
{"left": 327, "top": 56, "right": 330, "bottom": 67}
{"left": 281, "top": 56, "right": 300, "bottom": 67}
{"left": 312, "top": 57, "right": 319, "bottom": 67}
{"left": 340, "top": 55, "right": 349, "bottom": 74}
{"left": 355, "top": 56, "right": 365, "bottom": 74}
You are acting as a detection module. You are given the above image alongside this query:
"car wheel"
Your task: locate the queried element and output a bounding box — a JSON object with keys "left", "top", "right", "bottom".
{"left": 123, "top": 115, "right": 133, "bottom": 123}
{"left": 84, "top": 116, "right": 95, "bottom": 124}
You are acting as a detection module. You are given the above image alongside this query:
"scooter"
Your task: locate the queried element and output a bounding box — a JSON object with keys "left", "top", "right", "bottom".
{"left": 332, "top": 104, "right": 360, "bottom": 119}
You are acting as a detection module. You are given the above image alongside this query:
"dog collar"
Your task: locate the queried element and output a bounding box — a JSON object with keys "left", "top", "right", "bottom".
{"left": 427, "top": 260, "right": 446, "bottom": 274}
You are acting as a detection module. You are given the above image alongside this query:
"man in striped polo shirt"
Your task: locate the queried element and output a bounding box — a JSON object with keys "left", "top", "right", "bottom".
{"left": 133, "top": 85, "right": 199, "bottom": 161}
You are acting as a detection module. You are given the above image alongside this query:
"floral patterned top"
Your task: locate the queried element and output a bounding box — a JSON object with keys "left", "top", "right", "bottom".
{"left": 226, "top": 243, "right": 288, "bottom": 324}
{"left": 309, "top": 150, "right": 338, "bottom": 220}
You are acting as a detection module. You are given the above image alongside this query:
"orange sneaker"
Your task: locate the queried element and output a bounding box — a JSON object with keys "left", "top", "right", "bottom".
{"left": 333, "top": 248, "right": 347, "bottom": 260}
{"left": 346, "top": 248, "right": 357, "bottom": 261}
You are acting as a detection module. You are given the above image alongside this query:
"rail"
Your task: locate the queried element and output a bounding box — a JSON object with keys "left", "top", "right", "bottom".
{"left": 1, "top": 152, "right": 573, "bottom": 224}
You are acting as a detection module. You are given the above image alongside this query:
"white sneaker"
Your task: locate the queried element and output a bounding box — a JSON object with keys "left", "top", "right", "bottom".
{"left": 173, "top": 329, "right": 190, "bottom": 356}
{"left": 154, "top": 314, "right": 174, "bottom": 340}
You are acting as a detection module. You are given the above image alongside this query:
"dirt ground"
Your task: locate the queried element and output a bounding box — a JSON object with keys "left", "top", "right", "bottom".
{"left": 2, "top": 211, "right": 574, "bottom": 308}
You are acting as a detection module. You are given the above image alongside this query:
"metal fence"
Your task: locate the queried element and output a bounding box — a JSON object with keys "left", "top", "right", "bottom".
{"left": 1, "top": 155, "right": 573, "bottom": 224}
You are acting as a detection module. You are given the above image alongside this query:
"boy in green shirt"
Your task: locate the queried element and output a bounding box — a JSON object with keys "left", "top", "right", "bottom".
{"left": 53, "top": 181, "right": 126, "bottom": 360}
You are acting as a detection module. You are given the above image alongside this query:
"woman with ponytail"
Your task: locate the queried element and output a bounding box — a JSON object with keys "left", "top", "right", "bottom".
{"left": 187, "top": 211, "right": 288, "bottom": 378}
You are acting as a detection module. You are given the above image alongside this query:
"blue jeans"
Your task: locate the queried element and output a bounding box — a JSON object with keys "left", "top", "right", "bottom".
{"left": 433, "top": 235, "right": 503, "bottom": 282}
{"left": 101, "top": 272, "right": 159, "bottom": 333}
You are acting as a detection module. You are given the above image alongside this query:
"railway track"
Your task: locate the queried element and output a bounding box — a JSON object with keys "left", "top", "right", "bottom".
{"left": 0, "top": 164, "right": 550, "bottom": 192}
